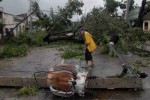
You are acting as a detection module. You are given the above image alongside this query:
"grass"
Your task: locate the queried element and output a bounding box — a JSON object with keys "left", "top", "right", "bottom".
{"left": 0, "top": 31, "right": 85, "bottom": 59}
{"left": 100, "top": 45, "right": 109, "bottom": 54}
{"left": 133, "top": 60, "right": 148, "bottom": 73}
{"left": 0, "top": 44, "right": 29, "bottom": 58}
{"left": 108, "top": 50, "right": 117, "bottom": 57}
{"left": 145, "top": 57, "right": 150, "bottom": 61}
{"left": 0, "top": 31, "right": 48, "bottom": 59}
{"left": 60, "top": 43, "right": 84, "bottom": 59}
{"left": 18, "top": 86, "right": 38, "bottom": 96}
{"left": 61, "top": 49, "right": 83, "bottom": 59}
{"left": 134, "top": 60, "right": 147, "bottom": 67}
{"left": 47, "top": 40, "right": 85, "bottom": 59}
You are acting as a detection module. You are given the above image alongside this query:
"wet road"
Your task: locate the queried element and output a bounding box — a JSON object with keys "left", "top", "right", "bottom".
{"left": 0, "top": 47, "right": 62, "bottom": 77}
{"left": 0, "top": 47, "right": 149, "bottom": 100}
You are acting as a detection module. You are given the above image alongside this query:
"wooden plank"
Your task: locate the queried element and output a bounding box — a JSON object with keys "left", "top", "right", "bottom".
{"left": 87, "top": 78, "right": 142, "bottom": 89}
{"left": 0, "top": 76, "right": 47, "bottom": 88}
{"left": 0, "top": 76, "right": 142, "bottom": 89}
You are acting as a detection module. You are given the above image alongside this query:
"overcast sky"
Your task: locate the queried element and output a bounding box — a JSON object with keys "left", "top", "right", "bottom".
{"left": 0, "top": 0, "right": 142, "bottom": 21}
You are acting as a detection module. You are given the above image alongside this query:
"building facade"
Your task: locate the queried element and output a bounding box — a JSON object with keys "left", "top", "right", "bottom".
{"left": 14, "top": 15, "right": 26, "bottom": 35}
{"left": 0, "top": 7, "right": 35, "bottom": 39}
{"left": 3, "top": 12, "right": 16, "bottom": 36}
{"left": 0, "top": 6, "right": 41, "bottom": 39}
{"left": 0, "top": 7, "right": 4, "bottom": 38}
{"left": 0, "top": 7, "right": 16, "bottom": 38}
{"left": 143, "top": 12, "right": 150, "bottom": 31}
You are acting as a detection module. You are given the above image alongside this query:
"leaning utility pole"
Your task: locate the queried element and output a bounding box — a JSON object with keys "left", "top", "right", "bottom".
{"left": 125, "top": 0, "right": 131, "bottom": 22}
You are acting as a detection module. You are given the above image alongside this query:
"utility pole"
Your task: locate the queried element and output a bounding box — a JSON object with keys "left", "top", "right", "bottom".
{"left": 29, "top": 0, "right": 33, "bottom": 34}
{"left": 50, "top": 8, "right": 54, "bottom": 20}
{"left": 125, "top": 0, "right": 131, "bottom": 22}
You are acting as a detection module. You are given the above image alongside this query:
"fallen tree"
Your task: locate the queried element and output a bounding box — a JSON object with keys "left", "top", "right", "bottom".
{"left": 31, "top": 0, "right": 84, "bottom": 43}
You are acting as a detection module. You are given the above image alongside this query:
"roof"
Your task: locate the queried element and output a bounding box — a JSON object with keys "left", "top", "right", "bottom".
{"left": 143, "top": 11, "right": 150, "bottom": 20}
{"left": 128, "top": 7, "right": 141, "bottom": 21}
{"left": 0, "top": 7, "right": 14, "bottom": 15}
{"left": 17, "top": 13, "right": 27, "bottom": 18}
{"left": 14, "top": 15, "right": 24, "bottom": 22}
{"left": 3, "top": 12, "right": 14, "bottom": 16}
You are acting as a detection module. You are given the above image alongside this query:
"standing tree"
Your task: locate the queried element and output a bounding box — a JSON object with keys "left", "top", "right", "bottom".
{"left": 129, "top": 0, "right": 135, "bottom": 11}
{"left": 103, "top": 0, "right": 119, "bottom": 15}
{"left": 58, "top": 0, "right": 84, "bottom": 19}
{"left": 119, "top": 0, "right": 135, "bottom": 11}
{"left": 146, "top": 1, "right": 150, "bottom": 10}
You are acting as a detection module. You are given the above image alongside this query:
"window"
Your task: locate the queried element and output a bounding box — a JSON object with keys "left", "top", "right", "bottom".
{"left": 23, "top": 26, "right": 25, "bottom": 30}
{"left": 5, "top": 28, "right": 9, "bottom": 33}
{"left": 0, "top": 12, "right": 2, "bottom": 19}
{"left": 19, "top": 26, "right": 21, "bottom": 32}
{"left": 144, "top": 22, "right": 148, "bottom": 31}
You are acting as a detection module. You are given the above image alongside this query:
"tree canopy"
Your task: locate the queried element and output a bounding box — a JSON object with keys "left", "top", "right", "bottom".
{"left": 146, "top": 1, "right": 150, "bottom": 10}
{"left": 103, "top": 0, "right": 119, "bottom": 15}
{"left": 129, "top": 0, "right": 136, "bottom": 11}
{"left": 58, "top": 0, "right": 84, "bottom": 19}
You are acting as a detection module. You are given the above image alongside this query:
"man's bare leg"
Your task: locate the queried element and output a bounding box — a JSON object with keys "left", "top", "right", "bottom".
{"left": 86, "top": 60, "right": 88, "bottom": 67}
{"left": 91, "top": 59, "right": 95, "bottom": 67}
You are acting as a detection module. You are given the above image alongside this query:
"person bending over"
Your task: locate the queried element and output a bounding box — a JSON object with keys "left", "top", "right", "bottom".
{"left": 79, "top": 28, "right": 97, "bottom": 67}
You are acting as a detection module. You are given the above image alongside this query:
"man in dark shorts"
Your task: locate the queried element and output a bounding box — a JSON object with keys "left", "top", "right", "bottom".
{"left": 79, "top": 28, "right": 97, "bottom": 67}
